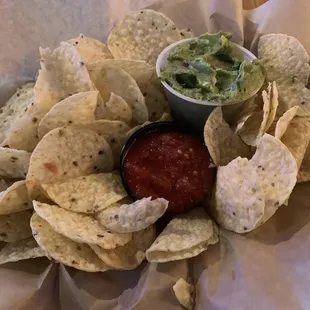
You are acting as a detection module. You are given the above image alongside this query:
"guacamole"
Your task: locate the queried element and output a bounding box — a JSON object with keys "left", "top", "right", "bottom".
{"left": 160, "top": 32, "right": 265, "bottom": 103}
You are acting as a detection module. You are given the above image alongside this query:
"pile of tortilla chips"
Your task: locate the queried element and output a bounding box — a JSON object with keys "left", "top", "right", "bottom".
{"left": 0, "top": 9, "right": 309, "bottom": 282}
{"left": 206, "top": 33, "right": 310, "bottom": 233}
{"left": 0, "top": 10, "right": 217, "bottom": 273}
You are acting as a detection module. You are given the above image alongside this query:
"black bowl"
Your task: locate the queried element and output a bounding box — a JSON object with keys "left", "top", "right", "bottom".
{"left": 119, "top": 121, "right": 204, "bottom": 200}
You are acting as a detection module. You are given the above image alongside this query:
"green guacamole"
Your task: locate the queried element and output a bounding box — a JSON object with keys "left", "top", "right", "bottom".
{"left": 160, "top": 32, "right": 265, "bottom": 103}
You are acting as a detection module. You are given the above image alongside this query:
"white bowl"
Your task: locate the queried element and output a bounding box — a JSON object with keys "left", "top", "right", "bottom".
{"left": 156, "top": 37, "right": 261, "bottom": 129}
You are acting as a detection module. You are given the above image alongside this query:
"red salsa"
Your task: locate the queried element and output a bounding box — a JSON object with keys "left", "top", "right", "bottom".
{"left": 123, "top": 129, "right": 215, "bottom": 214}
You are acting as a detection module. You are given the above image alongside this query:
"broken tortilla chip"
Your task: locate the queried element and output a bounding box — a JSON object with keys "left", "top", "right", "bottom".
{"left": 204, "top": 107, "right": 251, "bottom": 166}
{"left": 96, "top": 197, "right": 168, "bottom": 233}
{"left": 146, "top": 208, "right": 217, "bottom": 262}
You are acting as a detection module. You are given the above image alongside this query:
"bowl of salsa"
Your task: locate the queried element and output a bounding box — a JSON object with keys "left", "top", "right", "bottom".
{"left": 156, "top": 31, "right": 265, "bottom": 129}
{"left": 120, "top": 122, "right": 216, "bottom": 214}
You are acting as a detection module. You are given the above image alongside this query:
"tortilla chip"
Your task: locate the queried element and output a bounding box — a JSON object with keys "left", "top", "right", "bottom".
{"left": 275, "top": 106, "right": 300, "bottom": 139}
{"left": 0, "top": 237, "right": 45, "bottom": 265}
{"left": 87, "top": 59, "right": 153, "bottom": 85}
{"left": 107, "top": 9, "right": 181, "bottom": 65}
{"left": 265, "top": 81, "right": 279, "bottom": 131}
{"left": 33, "top": 201, "right": 131, "bottom": 249}
{"left": 123, "top": 121, "right": 153, "bottom": 145}
{"left": 30, "top": 213, "right": 109, "bottom": 272}
{"left": 173, "top": 278, "right": 194, "bottom": 309}
{"left": 237, "top": 111, "right": 264, "bottom": 146}
{"left": 258, "top": 34, "right": 310, "bottom": 84}
{"left": 139, "top": 82, "right": 170, "bottom": 121}
{"left": 237, "top": 84, "right": 276, "bottom": 146}
{"left": 76, "top": 120, "right": 130, "bottom": 165}
{"left": 250, "top": 134, "right": 298, "bottom": 226}
{"left": 7, "top": 42, "right": 95, "bottom": 152}
{"left": 35, "top": 42, "right": 94, "bottom": 113}
{"left": 150, "top": 67, "right": 166, "bottom": 93}
{"left": 0, "top": 210, "right": 33, "bottom": 242}
{"left": 234, "top": 96, "right": 257, "bottom": 132}
{"left": 96, "top": 197, "right": 169, "bottom": 233}
{"left": 26, "top": 126, "right": 114, "bottom": 200}
{"left": 87, "top": 63, "right": 148, "bottom": 124}
{"left": 258, "top": 34, "right": 310, "bottom": 115}
{"left": 159, "top": 112, "right": 173, "bottom": 121}
{"left": 38, "top": 91, "right": 99, "bottom": 138}
{"left": 78, "top": 120, "right": 130, "bottom": 138}
{"left": 277, "top": 79, "right": 310, "bottom": 116}
{"left": 146, "top": 208, "right": 217, "bottom": 262}
{"left": 87, "top": 60, "right": 167, "bottom": 119}
{"left": 0, "top": 83, "right": 34, "bottom": 145}
{"left": 0, "top": 181, "right": 32, "bottom": 215}
{"left": 41, "top": 173, "right": 127, "bottom": 213}
{"left": 0, "top": 147, "right": 31, "bottom": 178}
{"left": 280, "top": 118, "right": 310, "bottom": 169}
{"left": 67, "top": 34, "right": 113, "bottom": 63}
{"left": 6, "top": 103, "right": 44, "bottom": 152}
{"left": 25, "top": 41, "right": 95, "bottom": 149}
{"left": 90, "top": 225, "right": 155, "bottom": 270}
{"left": 261, "top": 83, "right": 272, "bottom": 130}
{"left": 179, "top": 28, "right": 194, "bottom": 39}
{"left": 211, "top": 157, "right": 265, "bottom": 233}
{"left": 298, "top": 144, "right": 310, "bottom": 183}
{"left": 204, "top": 107, "right": 251, "bottom": 166}
{"left": 95, "top": 92, "right": 132, "bottom": 125}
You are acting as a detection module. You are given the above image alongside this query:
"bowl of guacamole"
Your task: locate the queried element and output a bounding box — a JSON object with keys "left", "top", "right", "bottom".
{"left": 156, "top": 31, "right": 265, "bottom": 129}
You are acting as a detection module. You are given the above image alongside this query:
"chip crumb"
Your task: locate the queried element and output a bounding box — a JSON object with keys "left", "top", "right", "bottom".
{"left": 173, "top": 278, "right": 194, "bottom": 309}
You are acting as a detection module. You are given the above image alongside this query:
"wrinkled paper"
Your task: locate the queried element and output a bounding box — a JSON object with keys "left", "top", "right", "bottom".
{"left": 1, "top": 0, "right": 310, "bottom": 309}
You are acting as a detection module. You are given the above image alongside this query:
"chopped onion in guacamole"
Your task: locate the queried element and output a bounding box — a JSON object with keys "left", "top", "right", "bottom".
{"left": 160, "top": 32, "right": 265, "bottom": 103}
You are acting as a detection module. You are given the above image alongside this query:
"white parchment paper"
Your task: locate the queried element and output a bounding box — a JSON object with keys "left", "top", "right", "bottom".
{"left": 0, "top": 0, "right": 310, "bottom": 309}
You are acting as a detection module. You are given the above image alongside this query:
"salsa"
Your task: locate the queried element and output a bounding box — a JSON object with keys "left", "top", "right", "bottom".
{"left": 160, "top": 31, "right": 265, "bottom": 103}
{"left": 123, "top": 129, "right": 215, "bottom": 214}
